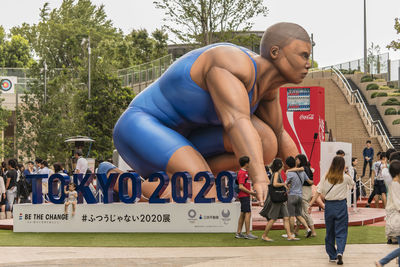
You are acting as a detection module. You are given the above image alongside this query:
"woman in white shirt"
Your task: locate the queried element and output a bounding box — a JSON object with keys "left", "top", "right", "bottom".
{"left": 376, "top": 160, "right": 400, "bottom": 267}
{"left": 309, "top": 156, "right": 354, "bottom": 265}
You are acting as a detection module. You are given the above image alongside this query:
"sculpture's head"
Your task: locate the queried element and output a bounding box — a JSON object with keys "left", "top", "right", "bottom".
{"left": 260, "top": 22, "right": 311, "bottom": 84}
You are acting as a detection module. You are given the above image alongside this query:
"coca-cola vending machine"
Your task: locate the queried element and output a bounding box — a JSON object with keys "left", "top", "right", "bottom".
{"left": 279, "top": 86, "right": 325, "bottom": 184}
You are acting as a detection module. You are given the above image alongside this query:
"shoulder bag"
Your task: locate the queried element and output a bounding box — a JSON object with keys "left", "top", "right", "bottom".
{"left": 268, "top": 173, "right": 288, "bottom": 203}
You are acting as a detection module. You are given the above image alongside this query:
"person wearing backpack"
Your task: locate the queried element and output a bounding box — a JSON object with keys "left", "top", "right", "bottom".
{"left": 235, "top": 156, "right": 258, "bottom": 240}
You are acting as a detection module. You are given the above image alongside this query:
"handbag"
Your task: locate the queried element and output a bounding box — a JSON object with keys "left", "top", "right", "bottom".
{"left": 386, "top": 209, "right": 400, "bottom": 237}
{"left": 268, "top": 173, "right": 287, "bottom": 203}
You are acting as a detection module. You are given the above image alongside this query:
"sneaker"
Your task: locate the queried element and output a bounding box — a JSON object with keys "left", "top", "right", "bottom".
{"left": 387, "top": 238, "right": 393, "bottom": 244}
{"left": 281, "top": 234, "right": 288, "bottom": 238}
{"left": 235, "top": 233, "right": 245, "bottom": 239}
{"left": 244, "top": 233, "right": 258, "bottom": 240}
{"left": 337, "top": 254, "right": 343, "bottom": 265}
{"left": 329, "top": 259, "right": 337, "bottom": 263}
{"left": 306, "top": 229, "right": 312, "bottom": 238}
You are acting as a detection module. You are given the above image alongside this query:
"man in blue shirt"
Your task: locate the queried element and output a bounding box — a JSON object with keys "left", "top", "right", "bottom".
{"left": 362, "top": 140, "right": 374, "bottom": 178}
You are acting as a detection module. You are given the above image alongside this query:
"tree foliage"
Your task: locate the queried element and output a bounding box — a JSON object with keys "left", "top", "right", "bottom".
{"left": 154, "top": 0, "right": 268, "bottom": 45}
{"left": 0, "top": 26, "right": 34, "bottom": 68}
{"left": 13, "top": 0, "right": 167, "bottom": 163}
{"left": 387, "top": 17, "right": 400, "bottom": 51}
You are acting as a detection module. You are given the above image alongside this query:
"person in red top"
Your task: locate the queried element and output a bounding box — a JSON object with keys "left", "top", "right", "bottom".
{"left": 235, "top": 156, "right": 258, "bottom": 239}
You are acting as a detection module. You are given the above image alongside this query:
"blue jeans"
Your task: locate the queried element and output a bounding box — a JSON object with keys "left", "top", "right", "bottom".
{"left": 324, "top": 199, "right": 348, "bottom": 260}
{"left": 379, "top": 236, "right": 400, "bottom": 266}
{"left": 6, "top": 187, "right": 17, "bottom": 211}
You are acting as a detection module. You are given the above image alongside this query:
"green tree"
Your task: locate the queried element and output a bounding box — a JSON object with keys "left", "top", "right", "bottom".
{"left": 14, "top": 0, "right": 123, "bottom": 162}
{"left": 387, "top": 17, "right": 400, "bottom": 50}
{"left": 154, "top": 0, "right": 268, "bottom": 45}
{"left": 0, "top": 97, "right": 10, "bottom": 159}
{"left": 75, "top": 71, "right": 135, "bottom": 161}
{"left": 0, "top": 26, "right": 33, "bottom": 68}
{"left": 4, "top": 35, "right": 34, "bottom": 68}
{"left": 13, "top": 0, "right": 167, "bottom": 163}
{"left": 367, "top": 42, "right": 380, "bottom": 75}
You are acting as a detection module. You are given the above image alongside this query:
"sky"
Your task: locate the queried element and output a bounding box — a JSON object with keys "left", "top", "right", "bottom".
{"left": 1, "top": 0, "right": 400, "bottom": 67}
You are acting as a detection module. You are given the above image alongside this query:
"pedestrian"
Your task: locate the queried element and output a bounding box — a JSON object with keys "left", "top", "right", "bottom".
{"left": 38, "top": 160, "right": 52, "bottom": 202}
{"left": 260, "top": 158, "right": 298, "bottom": 242}
{"left": 309, "top": 156, "right": 354, "bottom": 265}
{"left": 349, "top": 157, "right": 360, "bottom": 205}
{"left": 235, "top": 156, "right": 258, "bottom": 240}
{"left": 0, "top": 166, "right": 5, "bottom": 220}
{"left": 293, "top": 154, "right": 317, "bottom": 237}
{"left": 362, "top": 140, "right": 374, "bottom": 178}
{"left": 285, "top": 156, "right": 313, "bottom": 238}
{"left": 375, "top": 160, "right": 400, "bottom": 267}
{"left": 74, "top": 149, "right": 88, "bottom": 175}
{"left": 366, "top": 152, "right": 387, "bottom": 208}
{"left": 5, "top": 159, "right": 18, "bottom": 218}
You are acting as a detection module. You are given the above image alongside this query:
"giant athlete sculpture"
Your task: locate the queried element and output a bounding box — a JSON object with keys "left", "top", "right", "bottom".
{"left": 113, "top": 22, "right": 312, "bottom": 202}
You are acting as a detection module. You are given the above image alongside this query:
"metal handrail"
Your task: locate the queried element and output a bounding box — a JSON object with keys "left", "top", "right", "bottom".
{"left": 331, "top": 67, "right": 393, "bottom": 149}
{"left": 311, "top": 67, "right": 393, "bottom": 149}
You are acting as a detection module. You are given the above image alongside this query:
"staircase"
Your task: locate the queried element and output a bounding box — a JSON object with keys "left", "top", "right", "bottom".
{"left": 347, "top": 79, "right": 400, "bottom": 150}
{"left": 347, "top": 79, "right": 392, "bottom": 137}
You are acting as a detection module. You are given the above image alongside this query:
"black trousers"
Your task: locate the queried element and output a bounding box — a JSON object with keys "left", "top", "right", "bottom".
{"left": 362, "top": 159, "right": 373, "bottom": 177}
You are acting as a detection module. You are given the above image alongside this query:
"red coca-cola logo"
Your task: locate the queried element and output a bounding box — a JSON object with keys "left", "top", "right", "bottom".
{"left": 299, "top": 114, "right": 314, "bottom": 120}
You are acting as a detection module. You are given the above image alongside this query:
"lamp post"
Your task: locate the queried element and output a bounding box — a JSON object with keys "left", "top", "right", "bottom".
{"left": 311, "top": 33, "right": 316, "bottom": 68}
{"left": 44, "top": 61, "right": 47, "bottom": 104}
{"left": 82, "top": 36, "right": 91, "bottom": 100}
{"left": 88, "top": 36, "right": 91, "bottom": 100}
{"left": 364, "top": 0, "right": 367, "bottom": 74}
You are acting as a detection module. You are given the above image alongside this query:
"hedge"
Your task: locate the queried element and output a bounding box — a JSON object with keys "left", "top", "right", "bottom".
{"left": 361, "top": 75, "right": 373, "bottom": 82}
{"left": 393, "top": 119, "right": 400, "bottom": 125}
{"left": 382, "top": 98, "right": 400, "bottom": 105}
{"left": 385, "top": 108, "right": 397, "bottom": 115}
{"left": 371, "top": 92, "right": 388, "bottom": 98}
{"left": 366, "top": 83, "right": 379, "bottom": 90}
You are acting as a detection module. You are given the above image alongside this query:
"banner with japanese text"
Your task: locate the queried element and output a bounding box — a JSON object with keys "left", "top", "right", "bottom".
{"left": 13, "top": 202, "right": 240, "bottom": 232}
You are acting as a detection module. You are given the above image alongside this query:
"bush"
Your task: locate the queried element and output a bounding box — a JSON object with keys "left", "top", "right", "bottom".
{"left": 378, "top": 92, "right": 388, "bottom": 97}
{"left": 382, "top": 98, "right": 400, "bottom": 106}
{"left": 398, "top": 109, "right": 400, "bottom": 115}
{"left": 375, "top": 78, "right": 386, "bottom": 82}
{"left": 372, "top": 92, "right": 388, "bottom": 98}
{"left": 389, "top": 93, "right": 400, "bottom": 97}
{"left": 379, "top": 85, "right": 392, "bottom": 90}
{"left": 339, "top": 69, "right": 356, "bottom": 75}
{"left": 393, "top": 119, "right": 400, "bottom": 125}
{"left": 366, "top": 83, "right": 379, "bottom": 90}
{"left": 361, "top": 75, "right": 373, "bottom": 82}
{"left": 385, "top": 108, "right": 397, "bottom": 115}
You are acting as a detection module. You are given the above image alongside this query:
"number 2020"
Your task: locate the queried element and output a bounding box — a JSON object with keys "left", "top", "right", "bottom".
{"left": 124, "top": 171, "right": 236, "bottom": 204}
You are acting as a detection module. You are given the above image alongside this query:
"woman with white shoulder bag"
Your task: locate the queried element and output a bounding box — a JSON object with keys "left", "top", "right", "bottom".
{"left": 376, "top": 159, "right": 400, "bottom": 267}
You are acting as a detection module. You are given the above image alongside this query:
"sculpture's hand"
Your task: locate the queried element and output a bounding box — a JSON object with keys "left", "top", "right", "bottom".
{"left": 253, "top": 179, "right": 268, "bottom": 203}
